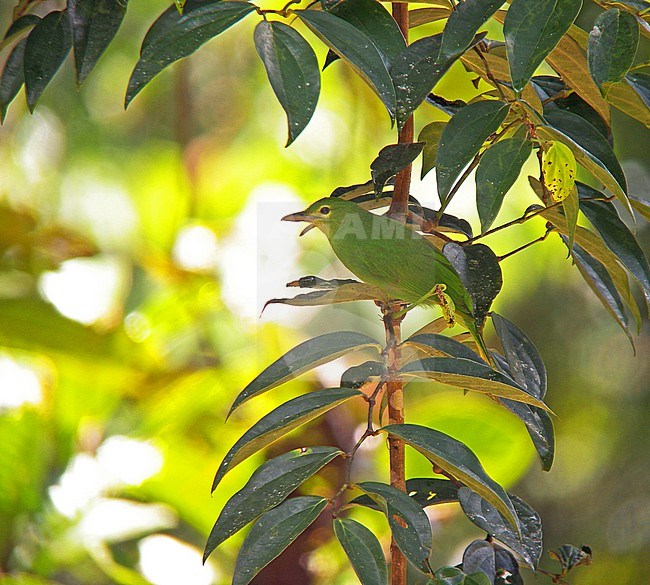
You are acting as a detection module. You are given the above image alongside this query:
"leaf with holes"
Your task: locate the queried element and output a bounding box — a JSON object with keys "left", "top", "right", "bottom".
{"left": 334, "top": 518, "right": 389, "bottom": 585}
{"left": 541, "top": 141, "right": 577, "bottom": 203}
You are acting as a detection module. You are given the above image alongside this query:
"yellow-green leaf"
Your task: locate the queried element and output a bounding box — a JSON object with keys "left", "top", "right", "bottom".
{"left": 542, "top": 141, "right": 577, "bottom": 202}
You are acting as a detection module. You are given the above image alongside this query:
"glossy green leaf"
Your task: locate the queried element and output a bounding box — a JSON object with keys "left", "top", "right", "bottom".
{"left": 418, "top": 121, "right": 446, "bottom": 179}
{"left": 297, "top": 9, "right": 396, "bottom": 119}
{"left": 504, "top": 0, "right": 583, "bottom": 93}
{"left": 326, "top": 0, "right": 406, "bottom": 67}
{"left": 425, "top": 93, "right": 467, "bottom": 116}
{"left": 476, "top": 136, "right": 532, "bottom": 232}
{"left": 24, "top": 10, "right": 72, "bottom": 111}
{"left": 233, "top": 496, "right": 328, "bottom": 585}
{"left": 214, "top": 388, "right": 361, "bottom": 489}
{"left": 403, "top": 334, "right": 485, "bottom": 364}
{"left": 254, "top": 21, "right": 320, "bottom": 146}
{"left": 439, "top": 0, "right": 503, "bottom": 59}
{"left": 0, "top": 15, "right": 40, "bottom": 51}
{"left": 459, "top": 487, "right": 543, "bottom": 568}
{"left": 436, "top": 100, "right": 509, "bottom": 205}
{"left": 351, "top": 478, "right": 459, "bottom": 510}
{"left": 442, "top": 243, "right": 503, "bottom": 327}
{"left": 571, "top": 243, "right": 633, "bottom": 345}
{"left": 430, "top": 567, "right": 492, "bottom": 585}
{"left": 381, "top": 424, "right": 519, "bottom": 532}
{"left": 392, "top": 33, "right": 484, "bottom": 130}
{"left": 340, "top": 360, "right": 383, "bottom": 389}
{"left": 228, "top": 331, "right": 380, "bottom": 415}
{"left": 357, "top": 481, "right": 432, "bottom": 573}
{"left": 371, "top": 142, "right": 424, "bottom": 196}
{"left": 68, "top": 0, "right": 128, "bottom": 84}
{"left": 461, "top": 540, "right": 496, "bottom": 581}
{"left": 579, "top": 186, "right": 650, "bottom": 304}
{"left": 400, "top": 357, "right": 550, "bottom": 410}
{"left": 0, "top": 38, "right": 27, "bottom": 123}
{"left": 205, "top": 447, "right": 341, "bottom": 558}
{"left": 588, "top": 9, "right": 639, "bottom": 94}
{"left": 125, "top": 1, "right": 255, "bottom": 106}
{"left": 334, "top": 518, "right": 389, "bottom": 585}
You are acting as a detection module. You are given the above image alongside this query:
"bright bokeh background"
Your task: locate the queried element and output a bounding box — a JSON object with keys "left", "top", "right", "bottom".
{"left": 0, "top": 2, "right": 648, "bottom": 584}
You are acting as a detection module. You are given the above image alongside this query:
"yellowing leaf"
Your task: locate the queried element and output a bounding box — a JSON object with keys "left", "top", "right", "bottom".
{"left": 542, "top": 141, "right": 577, "bottom": 202}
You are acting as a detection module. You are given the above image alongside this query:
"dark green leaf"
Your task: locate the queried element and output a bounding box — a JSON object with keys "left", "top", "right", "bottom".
{"left": 418, "top": 121, "right": 446, "bottom": 179}
{"left": 340, "top": 360, "right": 383, "bottom": 389}
{"left": 0, "top": 38, "right": 27, "bottom": 123}
{"left": 228, "top": 331, "right": 380, "bottom": 415}
{"left": 233, "top": 496, "right": 328, "bottom": 585}
{"left": 24, "top": 11, "right": 72, "bottom": 111}
{"left": 404, "top": 333, "right": 485, "bottom": 363}
{"left": 625, "top": 71, "right": 650, "bottom": 108}
{"left": 68, "top": 0, "right": 128, "bottom": 84}
{"left": 125, "top": 1, "right": 255, "bottom": 106}
{"left": 1, "top": 14, "right": 40, "bottom": 48}
{"left": 254, "top": 21, "right": 320, "bottom": 146}
{"left": 476, "top": 136, "right": 533, "bottom": 232}
{"left": 357, "top": 481, "right": 432, "bottom": 573}
{"left": 462, "top": 540, "right": 496, "bottom": 581}
{"left": 439, "top": 0, "right": 503, "bottom": 59}
{"left": 436, "top": 100, "right": 509, "bottom": 205}
{"left": 371, "top": 142, "right": 424, "bottom": 196}
{"left": 334, "top": 518, "right": 389, "bottom": 585}
{"left": 326, "top": 0, "right": 406, "bottom": 67}
{"left": 437, "top": 212, "right": 473, "bottom": 239}
{"left": 381, "top": 424, "right": 519, "bottom": 532}
{"left": 213, "top": 388, "right": 361, "bottom": 489}
{"left": 548, "top": 544, "right": 593, "bottom": 571}
{"left": 351, "top": 478, "right": 459, "bottom": 510}
{"left": 504, "top": 0, "right": 583, "bottom": 92}
{"left": 392, "top": 33, "right": 485, "bottom": 130}
{"left": 425, "top": 93, "right": 467, "bottom": 116}
{"left": 578, "top": 185, "right": 650, "bottom": 304}
{"left": 205, "top": 447, "right": 341, "bottom": 559}
{"left": 442, "top": 242, "right": 503, "bottom": 327}
{"left": 459, "top": 487, "right": 543, "bottom": 568}
{"left": 430, "top": 567, "right": 492, "bottom": 585}
{"left": 588, "top": 9, "right": 639, "bottom": 94}
{"left": 297, "top": 9, "right": 396, "bottom": 119}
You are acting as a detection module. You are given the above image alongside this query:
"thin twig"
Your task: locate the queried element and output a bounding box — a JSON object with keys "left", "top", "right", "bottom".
{"left": 497, "top": 226, "right": 556, "bottom": 262}
{"left": 473, "top": 45, "right": 507, "bottom": 101}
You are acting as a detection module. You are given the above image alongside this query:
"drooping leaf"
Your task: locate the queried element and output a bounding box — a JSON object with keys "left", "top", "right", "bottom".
{"left": 403, "top": 333, "right": 485, "bottom": 364}
{"left": 442, "top": 242, "right": 503, "bottom": 326}
{"left": 357, "top": 481, "right": 433, "bottom": 574}
{"left": 254, "top": 21, "right": 320, "bottom": 146}
{"left": 325, "top": 0, "right": 406, "bottom": 67}
{"left": 459, "top": 487, "right": 543, "bottom": 568}
{"left": 228, "top": 331, "right": 380, "bottom": 415}
{"left": 265, "top": 282, "right": 390, "bottom": 308}
{"left": 381, "top": 424, "right": 519, "bottom": 532}
{"left": 68, "top": 0, "right": 128, "bottom": 84}
{"left": 24, "top": 10, "right": 72, "bottom": 111}
{"left": 297, "top": 9, "right": 396, "bottom": 119}
{"left": 476, "top": 136, "right": 532, "bottom": 232}
{"left": 548, "top": 544, "right": 593, "bottom": 572}
{"left": 400, "top": 357, "right": 550, "bottom": 410}
{"left": 0, "top": 14, "right": 40, "bottom": 51}
{"left": 371, "top": 142, "right": 425, "bottom": 196}
{"left": 213, "top": 388, "right": 361, "bottom": 489}
{"left": 233, "top": 496, "right": 328, "bottom": 585}
{"left": 418, "top": 121, "right": 446, "bottom": 179}
{"left": 125, "top": 1, "right": 255, "bottom": 106}
{"left": 504, "top": 0, "right": 583, "bottom": 93}
{"left": 439, "top": 0, "right": 503, "bottom": 59}
{"left": 578, "top": 185, "right": 650, "bottom": 304}
{"left": 462, "top": 540, "right": 496, "bottom": 581}
{"left": 351, "top": 478, "right": 460, "bottom": 511}
{"left": 205, "top": 447, "right": 341, "bottom": 558}
{"left": 340, "top": 360, "right": 383, "bottom": 389}
{"left": 392, "top": 33, "right": 485, "bottom": 130}
{"left": 541, "top": 141, "right": 577, "bottom": 202}
{"left": 588, "top": 9, "right": 639, "bottom": 94}
{"left": 436, "top": 100, "right": 509, "bottom": 205}
{"left": 0, "top": 38, "right": 27, "bottom": 123}
{"left": 334, "top": 518, "right": 389, "bottom": 585}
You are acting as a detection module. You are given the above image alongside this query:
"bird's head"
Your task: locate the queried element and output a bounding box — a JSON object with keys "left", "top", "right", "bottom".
{"left": 282, "top": 197, "right": 342, "bottom": 236}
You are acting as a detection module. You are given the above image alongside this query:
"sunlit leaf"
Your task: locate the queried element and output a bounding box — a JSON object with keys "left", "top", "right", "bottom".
{"left": 205, "top": 447, "right": 341, "bottom": 558}
{"left": 126, "top": 1, "right": 255, "bottom": 106}
{"left": 381, "top": 424, "right": 520, "bottom": 532}
{"left": 588, "top": 9, "right": 639, "bottom": 95}
{"left": 630, "top": 194, "right": 650, "bottom": 222}
{"left": 606, "top": 74, "right": 650, "bottom": 127}
{"left": 228, "top": 331, "right": 380, "bottom": 415}
{"left": 439, "top": 0, "right": 503, "bottom": 59}
{"left": 541, "top": 141, "right": 577, "bottom": 202}
{"left": 504, "top": 0, "right": 583, "bottom": 93}
{"left": 403, "top": 333, "right": 485, "bottom": 364}
{"left": 436, "top": 100, "right": 509, "bottom": 205}
{"left": 418, "top": 121, "right": 446, "bottom": 179}
{"left": 476, "top": 136, "right": 532, "bottom": 232}
{"left": 68, "top": 0, "right": 128, "bottom": 84}
{"left": 371, "top": 142, "right": 425, "bottom": 196}
{"left": 409, "top": 7, "right": 451, "bottom": 29}
{"left": 334, "top": 518, "right": 389, "bottom": 585}
{"left": 357, "top": 481, "right": 432, "bottom": 574}
{"left": 213, "top": 388, "right": 361, "bottom": 489}
{"left": 233, "top": 496, "right": 328, "bottom": 585}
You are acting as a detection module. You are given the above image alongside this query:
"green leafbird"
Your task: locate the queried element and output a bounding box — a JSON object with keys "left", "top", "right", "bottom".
{"left": 282, "top": 197, "right": 489, "bottom": 360}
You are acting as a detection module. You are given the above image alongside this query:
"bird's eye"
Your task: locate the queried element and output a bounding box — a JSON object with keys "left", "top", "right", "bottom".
{"left": 319, "top": 206, "right": 331, "bottom": 215}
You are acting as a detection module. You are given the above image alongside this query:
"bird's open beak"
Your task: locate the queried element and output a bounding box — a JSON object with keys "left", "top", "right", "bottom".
{"left": 281, "top": 211, "right": 316, "bottom": 236}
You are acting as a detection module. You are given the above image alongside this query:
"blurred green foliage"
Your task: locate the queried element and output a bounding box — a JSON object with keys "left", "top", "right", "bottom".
{"left": 0, "top": 1, "right": 648, "bottom": 584}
